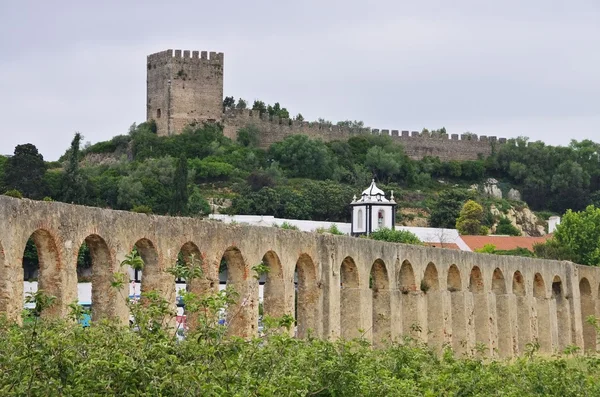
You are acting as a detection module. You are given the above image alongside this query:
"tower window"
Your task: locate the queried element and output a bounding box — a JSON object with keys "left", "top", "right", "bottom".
{"left": 378, "top": 209, "right": 384, "bottom": 228}
{"left": 156, "top": 109, "right": 161, "bottom": 118}
{"left": 358, "top": 209, "right": 363, "bottom": 229}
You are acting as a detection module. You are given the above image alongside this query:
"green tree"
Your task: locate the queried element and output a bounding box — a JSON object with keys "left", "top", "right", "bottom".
{"left": 269, "top": 135, "right": 337, "bottom": 180}
{"left": 252, "top": 100, "right": 267, "bottom": 114}
{"left": 550, "top": 205, "right": 600, "bottom": 266}
{"left": 550, "top": 160, "right": 590, "bottom": 213}
{"left": 223, "top": 96, "right": 235, "bottom": 111}
{"left": 237, "top": 125, "right": 260, "bottom": 147}
{"left": 304, "top": 180, "right": 354, "bottom": 221}
{"left": 445, "top": 161, "right": 462, "bottom": 178}
{"left": 170, "top": 154, "right": 189, "bottom": 215}
{"left": 456, "top": 200, "right": 486, "bottom": 235}
{"left": 429, "top": 189, "right": 471, "bottom": 228}
{"left": 117, "top": 157, "right": 176, "bottom": 214}
{"left": 533, "top": 239, "right": 572, "bottom": 261}
{"left": 364, "top": 146, "right": 401, "bottom": 183}
{"left": 4, "top": 143, "right": 47, "bottom": 199}
{"left": 187, "top": 186, "right": 211, "bottom": 216}
{"left": 263, "top": 102, "right": 290, "bottom": 119}
{"left": 235, "top": 98, "right": 247, "bottom": 110}
{"left": 61, "top": 132, "right": 87, "bottom": 204}
{"left": 460, "top": 160, "right": 485, "bottom": 181}
{"left": 336, "top": 120, "right": 367, "bottom": 130}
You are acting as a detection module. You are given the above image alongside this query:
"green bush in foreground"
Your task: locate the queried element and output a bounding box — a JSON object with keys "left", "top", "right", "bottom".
{"left": 1, "top": 316, "right": 600, "bottom": 396}
{"left": 3, "top": 251, "right": 599, "bottom": 396}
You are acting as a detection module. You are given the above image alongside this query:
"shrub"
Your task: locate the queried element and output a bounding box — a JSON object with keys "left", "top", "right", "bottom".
{"left": 5, "top": 260, "right": 600, "bottom": 396}
{"left": 3, "top": 309, "right": 600, "bottom": 395}
{"left": 475, "top": 243, "right": 497, "bottom": 254}
{"left": 533, "top": 238, "right": 572, "bottom": 261}
{"left": 280, "top": 221, "right": 299, "bottom": 230}
{"left": 328, "top": 224, "right": 345, "bottom": 235}
{"left": 85, "top": 140, "right": 117, "bottom": 154}
{"left": 237, "top": 125, "right": 260, "bottom": 147}
{"left": 495, "top": 217, "right": 521, "bottom": 236}
{"left": 369, "top": 228, "right": 422, "bottom": 245}
{"left": 477, "top": 243, "right": 534, "bottom": 258}
{"left": 314, "top": 224, "right": 345, "bottom": 235}
{"left": 4, "top": 189, "right": 23, "bottom": 199}
{"left": 456, "top": 200, "right": 485, "bottom": 235}
{"left": 131, "top": 205, "right": 152, "bottom": 214}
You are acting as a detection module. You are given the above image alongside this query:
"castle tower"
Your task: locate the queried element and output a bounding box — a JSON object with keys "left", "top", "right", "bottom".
{"left": 146, "top": 49, "right": 224, "bottom": 136}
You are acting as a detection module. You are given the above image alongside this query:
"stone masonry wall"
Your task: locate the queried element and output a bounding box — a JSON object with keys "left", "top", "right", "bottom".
{"left": 147, "top": 49, "right": 224, "bottom": 137}
{"left": 146, "top": 50, "right": 506, "bottom": 161}
{"left": 1, "top": 195, "right": 598, "bottom": 356}
{"left": 222, "top": 109, "right": 506, "bottom": 161}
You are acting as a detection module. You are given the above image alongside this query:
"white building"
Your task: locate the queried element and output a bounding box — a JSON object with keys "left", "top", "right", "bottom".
{"left": 350, "top": 180, "right": 397, "bottom": 236}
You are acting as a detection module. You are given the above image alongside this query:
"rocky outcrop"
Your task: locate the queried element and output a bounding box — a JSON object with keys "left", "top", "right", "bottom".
{"left": 208, "top": 198, "right": 232, "bottom": 214}
{"left": 507, "top": 188, "right": 522, "bottom": 201}
{"left": 490, "top": 204, "right": 546, "bottom": 236}
{"left": 399, "top": 208, "right": 429, "bottom": 227}
{"left": 82, "top": 152, "right": 123, "bottom": 166}
{"left": 471, "top": 178, "right": 503, "bottom": 199}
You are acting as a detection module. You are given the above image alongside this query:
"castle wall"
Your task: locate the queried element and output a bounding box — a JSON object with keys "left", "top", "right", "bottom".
{"left": 223, "top": 109, "right": 505, "bottom": 161}
{"left": 146, "top": 50, "right": 506, "bottom": 161}
{"left": 147, "top": 49, "right": 223, "bottom": 136}
{"left": 0, "top": 195, "right": 597, "bottom": 356}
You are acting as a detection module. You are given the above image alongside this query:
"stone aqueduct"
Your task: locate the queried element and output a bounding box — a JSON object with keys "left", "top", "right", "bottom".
{"left": 1, "top": 196, "right": 599, "bottom": 357}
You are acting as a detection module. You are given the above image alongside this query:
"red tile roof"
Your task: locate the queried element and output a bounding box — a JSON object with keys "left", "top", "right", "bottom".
{"left": 423, "top": 242, "right": 461, "bottom": 250}
{"left": 461, "top": 235, "right": 551, "bottom": 252}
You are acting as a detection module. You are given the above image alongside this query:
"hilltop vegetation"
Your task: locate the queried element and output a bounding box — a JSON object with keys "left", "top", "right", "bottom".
{"left": 1, "top": 119, "right": 600, "bottom": 257}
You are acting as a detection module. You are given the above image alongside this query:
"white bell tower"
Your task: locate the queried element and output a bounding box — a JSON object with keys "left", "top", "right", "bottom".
{"left": 350, "top": 179, "right": 397, "bottom": 236}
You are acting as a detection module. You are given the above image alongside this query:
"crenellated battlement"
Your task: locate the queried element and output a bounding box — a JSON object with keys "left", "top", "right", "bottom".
{"left": 147, "top": 49, "right": 224, "bottom": 65}
{"left": 222, "top": 109, "right": 506, "bottom": 160}
{"left": 146, "top": 49, "right": 504, "bottom": 160}
{"left": 147, "top": 49, "right": 224, "bottom": 137}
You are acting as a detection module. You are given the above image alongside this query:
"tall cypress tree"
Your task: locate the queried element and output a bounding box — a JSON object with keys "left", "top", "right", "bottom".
{"left": 170, "top": 154, "right": 188, "bottom": 215}
{"left": 62, "top": 132, "right": 86, "bottom": 204}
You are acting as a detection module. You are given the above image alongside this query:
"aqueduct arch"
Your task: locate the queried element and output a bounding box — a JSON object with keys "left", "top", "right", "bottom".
{"left": 579, "top": 278, "right": 596, "bottom": 351}
{"left": 447, "top": 264, "right": 467, "bottom": 353}
{"left": 262, "top": 250, "right": 286, "bottom": 321}
{"left": 25, "top": 229, "right": 65, "bottom": 318}
{"left": 295, "top": 253, "right": 319, "bottom": 338}
{"left": 423, "top": 262, "right": 444, "bottom": 350}
{"left": 340, "top": 256, "right": 360, "bottom": 339}
{"left": 370, "top": 259, "right": 390, "bottom": 346}
{"left": 79, "top": 234, "right": 120, "bottom": 321}
{"left": 0, "top": 195, "right": 598, "bottom": 356}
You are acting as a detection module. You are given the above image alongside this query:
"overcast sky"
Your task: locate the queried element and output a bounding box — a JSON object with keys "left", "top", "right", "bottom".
{"left": 1, "top": 0, "right": 598, "bottom": 160}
